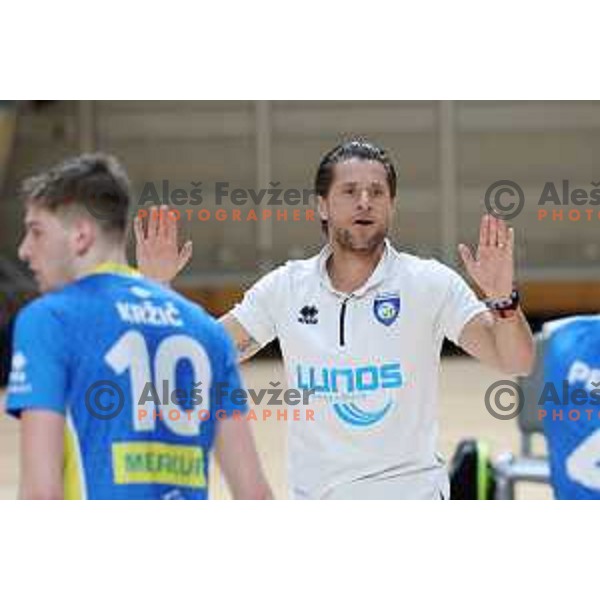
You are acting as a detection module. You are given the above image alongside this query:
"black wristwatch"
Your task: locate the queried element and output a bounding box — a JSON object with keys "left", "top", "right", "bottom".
{"left": 484, "top": 289, "right": 520, "bottom": 318}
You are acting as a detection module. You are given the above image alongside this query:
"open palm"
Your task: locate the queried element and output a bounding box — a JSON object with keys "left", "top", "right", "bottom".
{"left": 458, "top": 215, "right": 514, "bottom": 299}
{"left": 134, "top": 206, "right": 193, "bottom": 284}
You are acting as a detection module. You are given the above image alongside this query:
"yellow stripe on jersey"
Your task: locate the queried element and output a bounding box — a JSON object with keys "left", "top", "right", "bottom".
{"left": 64, "top": 414, "right": 86, "bottom": 500}
{"left": 89, "top": 261, "right": 140, "bottom": 277}
{"left": 112, "top": 442, "right": 206, "bottom": 488}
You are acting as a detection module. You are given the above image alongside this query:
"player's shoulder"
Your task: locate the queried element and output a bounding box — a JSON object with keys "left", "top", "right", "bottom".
{"left": 110, "top": 276, "right": 235, "bottom": 356}
{"left": 157, "top": 283, "right": 233, "bottom": 344}
{"left": 15, "top": 285, "right": 79, "bottom": 327}
{"left": 543, "top": 315, "right": 600, "bottom": 363}
{"left": 544, "top": 315, "right": 600, "bottom": 340}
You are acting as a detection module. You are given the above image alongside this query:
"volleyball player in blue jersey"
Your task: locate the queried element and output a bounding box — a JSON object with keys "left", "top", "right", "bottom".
{"left": 6, "top": 154, "right": 271, "bottom": 499}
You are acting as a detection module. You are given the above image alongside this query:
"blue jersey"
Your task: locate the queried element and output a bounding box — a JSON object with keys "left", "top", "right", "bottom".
{"left": 6, "top": 264, "right": 245, "bottom": 499}
{"left": 543, "top": 316, "right": 600, "bottom": 499}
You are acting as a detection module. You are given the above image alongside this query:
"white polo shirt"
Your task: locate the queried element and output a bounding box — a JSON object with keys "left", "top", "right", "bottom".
{"left": 231, "top": 239, "right": 488, "bottom": 499}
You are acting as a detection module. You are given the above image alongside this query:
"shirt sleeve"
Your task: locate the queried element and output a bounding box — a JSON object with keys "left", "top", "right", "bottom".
{"left": 5, "top": 300, "right": 69, "bottom": 418}
{"left": 229, "top": 264, "right": 288, "bottom": 347}
{"left": 433, "top": 262, "right": 489, "bottom": 345}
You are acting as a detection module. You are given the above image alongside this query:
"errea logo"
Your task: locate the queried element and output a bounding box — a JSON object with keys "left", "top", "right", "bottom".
{"left": 298, "top": 305, "right": 318, "bottom": 325}
{"left": 9, "top": 351, "right": 32, "bottom": 394}
{"left": 12, "top": 352, "right": 27, "bottom": 373}
{"left": 130, "top": 286, "right": 153, "bottom": 300}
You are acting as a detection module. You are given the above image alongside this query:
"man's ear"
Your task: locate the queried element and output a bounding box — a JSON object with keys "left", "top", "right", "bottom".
{"left": 71, "top": 217, "right": 97, "bottom": 257}
{"left": 317, "top": 195, "right": 328, "bottom": 223}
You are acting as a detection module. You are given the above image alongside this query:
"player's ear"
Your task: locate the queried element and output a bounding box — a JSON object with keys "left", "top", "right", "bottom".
{"left": 71, "top": 217, "right": 97, "bottom": 257}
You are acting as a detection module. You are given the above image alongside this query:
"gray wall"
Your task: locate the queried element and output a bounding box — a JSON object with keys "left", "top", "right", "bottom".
{"left": 2, "top": 101, "right": 600, "bottom": 286}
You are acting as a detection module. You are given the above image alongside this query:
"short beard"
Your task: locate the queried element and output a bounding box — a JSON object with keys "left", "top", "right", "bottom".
{"left": 332, "top": 226, "right": 387, "bottom": 254}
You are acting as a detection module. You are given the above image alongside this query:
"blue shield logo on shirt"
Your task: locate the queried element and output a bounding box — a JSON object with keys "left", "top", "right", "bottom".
{"left": 373, "top": 293, "right": 400, "bottom": 326}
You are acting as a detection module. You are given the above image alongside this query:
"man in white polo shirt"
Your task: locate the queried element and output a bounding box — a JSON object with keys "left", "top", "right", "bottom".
{"left": 135, "top": 138, "right": 535, "bottom": 499}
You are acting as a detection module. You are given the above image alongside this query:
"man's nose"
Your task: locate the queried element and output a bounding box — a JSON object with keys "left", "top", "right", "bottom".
{"left": 356, "top": 189, "right": 372, "bottom": 210}
{"left": 18, "top": 237, "right": 30, "bottom": 262}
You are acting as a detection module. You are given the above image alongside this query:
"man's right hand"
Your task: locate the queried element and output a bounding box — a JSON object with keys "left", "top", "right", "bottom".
{"left": 134, "top": 206, "right": 193, "bottom": 284}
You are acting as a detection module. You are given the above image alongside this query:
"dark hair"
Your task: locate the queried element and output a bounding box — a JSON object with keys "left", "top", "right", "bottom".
{"left": 315, "top": 138, "right": 397, "bottom": 199}
{"left": 21, "top": 153, "right": 131, "bottom": 239}
{"left": 314, "top": 138, "right": 397, "bottom": 235}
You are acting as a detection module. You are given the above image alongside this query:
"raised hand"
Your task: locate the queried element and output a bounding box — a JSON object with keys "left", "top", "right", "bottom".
{"left": 134, "top": 206, "right": 193, "bottom": 284}
{"left": 458, "top": 214, "right": 514, "bottom": 299}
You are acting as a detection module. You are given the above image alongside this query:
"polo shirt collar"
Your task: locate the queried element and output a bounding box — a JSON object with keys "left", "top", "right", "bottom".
{"left": 317, "top": 238, "right": 394, "bottom": 298}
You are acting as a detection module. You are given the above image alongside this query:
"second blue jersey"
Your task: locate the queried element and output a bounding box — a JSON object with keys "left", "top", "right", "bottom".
{"left": 543, "top": 317, "right": 600, "bottom": 500}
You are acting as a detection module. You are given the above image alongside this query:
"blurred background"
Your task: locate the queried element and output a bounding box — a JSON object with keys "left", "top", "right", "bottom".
{"left": 2, "top": 100, "right": 600, "bottom": 498}
{"left": 3, "top": 100, "right": 600, "bottom": 321}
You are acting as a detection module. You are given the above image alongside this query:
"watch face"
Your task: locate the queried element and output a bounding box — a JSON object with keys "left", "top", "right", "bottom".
{"left": 485, "top": 290, "right": 519, "bottom": 312}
